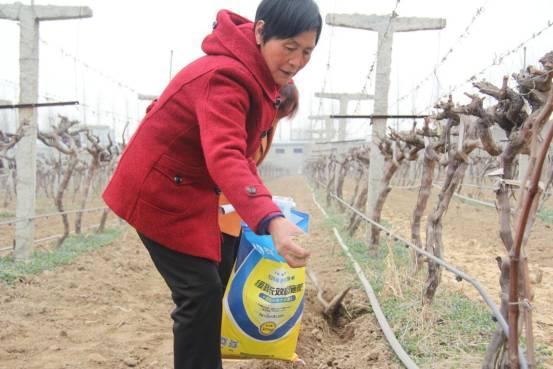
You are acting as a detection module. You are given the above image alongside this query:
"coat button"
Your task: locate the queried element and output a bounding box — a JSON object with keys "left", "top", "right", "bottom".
{"left": 174, "top": 176, "right": 183, "bottom": 184}
{"left": 246, "top": 186, "right": 257, "bottom": 196}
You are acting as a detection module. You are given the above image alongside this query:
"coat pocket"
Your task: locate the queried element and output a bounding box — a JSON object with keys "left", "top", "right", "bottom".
{"left": 154, "top": 154, "right": 212, "bottom": 184}
{"left": 139, "top": 154, "right": 213, "bottom": 215}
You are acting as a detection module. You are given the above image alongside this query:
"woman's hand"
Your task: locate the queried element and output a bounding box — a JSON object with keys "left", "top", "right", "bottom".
{"left": 268, "top": 217, "right": 310, "bottom": 268}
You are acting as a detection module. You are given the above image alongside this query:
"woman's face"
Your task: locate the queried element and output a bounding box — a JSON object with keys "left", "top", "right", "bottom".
{"left": 255, "top": 22, "right": 317, "bottom": 86}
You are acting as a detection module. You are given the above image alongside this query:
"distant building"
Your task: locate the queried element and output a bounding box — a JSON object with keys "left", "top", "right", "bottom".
{"left": 260, "top": 141, "right": 312, "bottom": 176}
{"left": 311, "top": 139, "right": 366, "bottom": 158}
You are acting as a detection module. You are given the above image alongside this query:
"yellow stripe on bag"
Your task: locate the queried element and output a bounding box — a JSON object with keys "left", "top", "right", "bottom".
{"left": 221, "top": 211, "right": 309, "bottom": 361}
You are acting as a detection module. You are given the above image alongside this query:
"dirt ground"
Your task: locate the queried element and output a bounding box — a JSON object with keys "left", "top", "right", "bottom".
{"left": 0, "top": 176, "right": 397, "bottom": 369}
{"left": 0, "top": 197, "right": 110, "bottom": 254}
{"left": 1, "top": 175, "right": 551, "bottom": 368}
{"left": 377, "top": 185, "right": 553, "bottom": 356}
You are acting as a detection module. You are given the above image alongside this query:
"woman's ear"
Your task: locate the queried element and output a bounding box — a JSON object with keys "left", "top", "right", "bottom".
{"left": 254, "top": 20, "right": 265, "bottom": 45}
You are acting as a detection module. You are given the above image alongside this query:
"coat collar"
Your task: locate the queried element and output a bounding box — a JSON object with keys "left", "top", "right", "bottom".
{"left": 202, "top": 10, "right": 280, "bottom": 102}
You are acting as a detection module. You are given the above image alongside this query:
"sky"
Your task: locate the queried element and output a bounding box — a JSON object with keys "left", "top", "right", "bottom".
{"left": 0, "top": 0, "right": 552, "bottom": 142}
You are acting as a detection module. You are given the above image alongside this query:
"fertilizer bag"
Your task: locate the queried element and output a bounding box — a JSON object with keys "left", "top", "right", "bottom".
{"left": 221, "top": 209, "right": 309, "bottom": 361}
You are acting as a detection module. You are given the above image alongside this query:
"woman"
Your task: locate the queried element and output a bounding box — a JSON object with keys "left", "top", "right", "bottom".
{"left": 218, "top": 82, "right": 299, "bottom": 291}
{"left": 102, "top": 0, "right": 322, "bottom": 368}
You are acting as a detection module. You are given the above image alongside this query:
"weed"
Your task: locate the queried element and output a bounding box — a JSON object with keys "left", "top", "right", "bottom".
{"left": 317, "top": 196, "right": 501, "bottom": 368}
{"left": 537, "top": 209, "right": 553, "bottom": 224}
{"left": 0, "top": 228, "right": 122, "bottom": 284}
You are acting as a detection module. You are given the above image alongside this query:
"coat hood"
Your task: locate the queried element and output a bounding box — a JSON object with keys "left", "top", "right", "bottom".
{"left": 202, "top": 10, "right": 279, "bottom": 101}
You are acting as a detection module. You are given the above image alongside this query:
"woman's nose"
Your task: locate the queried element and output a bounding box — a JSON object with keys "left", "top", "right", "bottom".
{"left": 288, "top": 55, "right": 301, "bottom": 69}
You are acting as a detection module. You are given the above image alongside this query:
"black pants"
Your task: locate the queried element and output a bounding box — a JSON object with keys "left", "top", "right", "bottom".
{"left": 139, "top": 233, "right": 223, "bottom": 369}
{"left": 218, "top": 232, "right": 241, "bottom": 292}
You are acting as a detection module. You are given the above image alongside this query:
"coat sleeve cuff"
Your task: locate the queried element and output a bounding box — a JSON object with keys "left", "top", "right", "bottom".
{"left": 256, "top": 212, "right": 284, "bottom": 235}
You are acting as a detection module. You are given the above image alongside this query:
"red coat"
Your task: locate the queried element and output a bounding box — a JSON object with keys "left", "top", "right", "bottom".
{"left": 103, "top": 10, "right": 281, "bottom": 262}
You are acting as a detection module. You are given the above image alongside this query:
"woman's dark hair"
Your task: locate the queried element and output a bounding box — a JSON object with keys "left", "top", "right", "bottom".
{"left": 255, "top": 0, "right": 322, "bottom": 44}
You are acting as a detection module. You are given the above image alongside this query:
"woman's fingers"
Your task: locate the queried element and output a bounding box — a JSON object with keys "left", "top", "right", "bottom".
{"left": 268, "top": 217, "right": 309, "bottom": 268}
{"left": 280, "top": 238, "right": 310, "bottom": 268}
{"left": 284, "top": 254, "right": 307, "bottom": 268}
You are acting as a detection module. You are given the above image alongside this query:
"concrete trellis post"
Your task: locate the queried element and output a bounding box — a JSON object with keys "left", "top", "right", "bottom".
{"left": 308, "top": 114, "right": 335, "bottom": 141}
{"left": 326, "top": 13, "right": 445, "bottom": 243}
{"left": 315, "top": 92, "right": 373, "bottom": 141}
{"left": 0, "top": 2, "right": 92, "bottom": 260}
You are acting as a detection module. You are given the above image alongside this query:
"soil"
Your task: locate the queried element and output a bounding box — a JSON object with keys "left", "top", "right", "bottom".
{"left": 378, "top": 184, "right": 553, "bottom": 359}
{"left": 0, "top": 197, "right": 110, "bottom": 253}
{"left": 1, "top": 176, "right": 551, "bottom": 368}
{"left": 0, "top": 176, "right": 397, "bottom": 369}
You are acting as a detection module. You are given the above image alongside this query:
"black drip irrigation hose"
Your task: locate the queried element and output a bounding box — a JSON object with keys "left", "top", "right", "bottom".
{"left": 310, "top": 187, "right": 420, "bottom": 368}
{"left": 310, "top": 180, "right": 528, "bottom": 369}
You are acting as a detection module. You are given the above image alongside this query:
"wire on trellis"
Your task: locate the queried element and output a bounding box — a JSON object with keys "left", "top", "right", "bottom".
{"left": 39, "top": 38, "right": 139, "bottom": 95}
{"left": 37, "top": 37, "right": 143, "bottom": 138}
{"left": 343, "top": 0, "right": 403, "bottom": 140}
{"left": 315, "top": 0, "right": 338, "bottom": 117}
{"left": 1, "top": 79, "right": 133, "bottom": 124}
{"left": 1, "top": 42, "right": 140, "bottom": 132}
{"left": 392, "top": 1, "right": 489, "bottom": 110}
{"left": 419, "top": 18, "right": 553, "bottom": 114}
{"left": 353, "top": 0, "right": 402, "bottom": 115}
{"left": 0, "top": 78, "right": 18, "bottom": 88}
{"left": 0, "top": 79, "right": 19, "bottom": 102}
{"left": 35, "top": 89, "right": 134, "bottom": 130}
{"left": 306, "top": 0, "right": 338, "bottom": 141}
